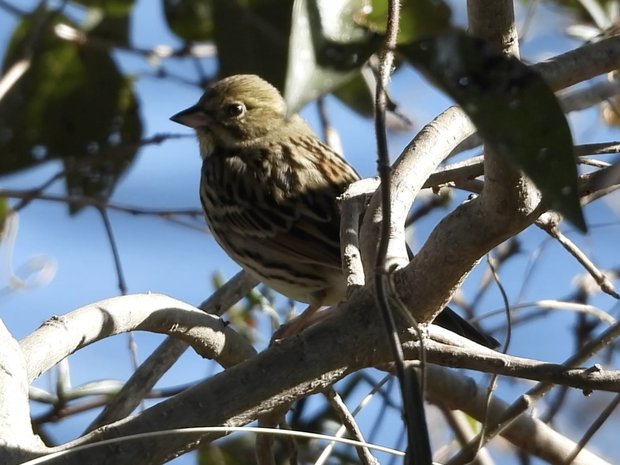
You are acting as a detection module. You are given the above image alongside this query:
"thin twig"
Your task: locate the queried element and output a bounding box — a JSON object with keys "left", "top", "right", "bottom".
{"left": 316, "top": 96, "right": 344, "bottom": 154}
{"left": 1, "top": 189, "right": 203, "bottom": 218}
{"left": 536, "top": 213, "right": 619, "bottom": 299}
{"left": 52, "top": 22, "right": 216, "bottom": 60}
{"left": 564, "top": 393, "right": 620, "bottom": 464}
{"left": 85, "top": 272, "right": 258, "bottom": 431}
{"left": 444, "top": 319, "right": 620, "bottom": 464}
{"left": 96, "top": 208, "right": 140, "bottom": 415}
{"left": 318, "top": 375, "right": 392, "bottom": 463}
{"left": 469, "top": 240, "right": 521, "bottom": 314}
{"left": 476, "top": 254, "right": 512, "bottom": 459}
{"left": 373, "top": 1, "right": 430, "bottom": 464}
{"left": 439, "top": 408, "right": 494, "bottom": 465}
{"left": 322, "top": 389, "right": 379, "bottom": 465}
{"left": 0, "top": 0, "right": 26, "bottom": 15}
{"left": 98, "top": 208, "right": 127, "bottom": 295}
{"left": 575, "top": 141, "right": 620, "bottom": 156}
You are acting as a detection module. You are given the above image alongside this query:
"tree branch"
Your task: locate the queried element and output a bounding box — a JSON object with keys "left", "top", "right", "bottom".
{"left": 427, "top": 365, "right": 611, "bottom": 465}
{"left": 15, "top": 289, "right": 616, "bottom": 464}
{"left": 19, "top": 294, "right": 257, "bottom": 384}
{"left": 86, "top": 271, "right": 258, "bottom": 432}
{"left": 0, "top": 320, "right": 45, "bottom": 463}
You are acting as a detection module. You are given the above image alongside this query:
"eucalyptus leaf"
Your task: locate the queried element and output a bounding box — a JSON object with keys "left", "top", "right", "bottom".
{"left": 0, "top": 197, "right": 8, "bottom": 238}
{"left": 361, "top": 0, "right": 452, "bottom": 43}
{"left": 164, "top": 0, "right": 214, "bottom": 42}
{"left": 213, "top": 0, "right": 294, "bottom": 91}
{"left": 401, "top": 30, "right": 586, "bottom": 232}
{"left": 284, "top": 0, "right": 379, "bottom": 113}
{"left": 332, "top": 71, "right": 375, "bottom": 117}
{"left": 73, "top": 0, "right": 135, "bottom": 43}
{"left": 0, "top": 8, "right": 142, "bottom": 213}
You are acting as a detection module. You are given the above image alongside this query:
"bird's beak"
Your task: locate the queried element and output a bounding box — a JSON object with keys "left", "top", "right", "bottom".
{"left": 170, "top": 104, "right": 209, "bottom": 129}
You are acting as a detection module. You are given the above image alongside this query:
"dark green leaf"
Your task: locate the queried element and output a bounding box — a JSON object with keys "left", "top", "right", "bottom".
{"left": 213, "top": 0, "right": 294, "bottom": 91}
{"left": 0, "top": 197, "right": 8, "bottom": 238}
{"left": 306, "top": 0, "right": 379, "bottom": 71}
{"left": 284, "top": 0, "right": 380, "bottom": 113}
{"left": 400, "top": 30, "right": 586, "bottom": 232}
{"left": 72, "top": 0, "right": 135, "bottom": 43}
{"left": 332, "top": 71, "right": 374, "bottom": 116}
{"left": 361, "top": 0, "right": 452, "bottom": 43}
{"left": 0, "top": 9, "right": 142, "bottom": 213}
{"left": 71, "top": 0, "right": 134, "bottom": 15}
{"left": 164, "top": 0, "right": 214, "bottom": 42}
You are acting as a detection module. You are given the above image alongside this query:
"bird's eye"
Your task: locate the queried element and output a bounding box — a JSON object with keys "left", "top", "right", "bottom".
{"left": 224, "top": 102, "right": 245, "bottom": 118}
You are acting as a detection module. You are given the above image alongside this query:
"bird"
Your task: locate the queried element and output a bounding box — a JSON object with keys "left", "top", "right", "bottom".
{"left": 170, "top": 74, "right": 498, "bottom": 348}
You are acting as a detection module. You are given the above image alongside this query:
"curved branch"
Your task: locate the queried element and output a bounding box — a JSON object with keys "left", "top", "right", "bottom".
{"left": 365, "top": 25, "right": 620, "bottom": 325}
{"left": 0, "top": 320, "right": 45, "bottom": 463}
{"left": 86, "top": 270, "right": 258, "bottom": 432}
{"left": 25, "top": 296, "right": 614, "bottom": 464}
{"left": 19, "top": 293, "right": 257, "bottom": 383}
{"left": 535, "top": 36, "right": 620, "bottom": 91}
{"left": 360, "top": 106, "right": 477, "bottom": 269}
{"left": 427, "top": 365, "right": 611, "bottom": 465}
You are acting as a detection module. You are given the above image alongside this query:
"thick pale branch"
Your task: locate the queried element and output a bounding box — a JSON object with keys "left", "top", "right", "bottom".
{"left": 372, "top": 13, "right": 620, "bottom": 325}
{"left": 0, "top": 320, "right": 45, "bottom": 463}
{"left": 469, "top": 0, "right": 539, "bottom": 287}
{"left": 19, "top": 293, "right": 257, "bottom": 383}
{"left": 339, "top": 178, "right": 380, "bottom": 293}
{"left": 26, "top": 295, "right": 613, "bottom": 464}
{"left": 427, "top": 365, "right": 611, "bottom": 465}
{"left": 360, "top": 106, "right": 477, "bottom": 269}
{"left": 535, "top": 36, "right": 620, "bottom": 91}
{"left": 86, "top": 270, "right": 259, "bottom": 432}
{"left": 467, "top": 0, "right": 520, "bottom": 57}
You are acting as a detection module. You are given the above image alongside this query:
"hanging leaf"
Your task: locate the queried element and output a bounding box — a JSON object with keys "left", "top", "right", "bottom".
{"left": 360, "top": 0, "right": 452, "bottom": 43}
{"left": 212, "top": 0, "right": 294, "bottom": 91}
{"left": 284, "top": 0, "right": 380, "bottom": 113}
{"left": 164, "top": 0, "right": 215, "bottom": 42}
{"left": 332, "top": 71, "right": 375, "bottom": 116}
{"left": 72, "top": 0, "right": 135, "bottom": 44}
{"left": 400, "top": 30, "right": 587, "bottom": 232}
{"left": 0, "top": 7, "right": 142, "bottom": 213}
{"left": 0, "top": 197, "right": 9, "bottom": 239}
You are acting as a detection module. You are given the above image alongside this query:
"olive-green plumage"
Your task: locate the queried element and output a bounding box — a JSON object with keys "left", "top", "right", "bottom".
{"left": 171, "top": 74, "right": 498, "bottom": 347}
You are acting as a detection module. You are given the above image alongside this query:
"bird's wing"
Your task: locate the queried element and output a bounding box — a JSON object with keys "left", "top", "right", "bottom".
{"left": 201, "top": 140, "right": 359, "bottom": 270}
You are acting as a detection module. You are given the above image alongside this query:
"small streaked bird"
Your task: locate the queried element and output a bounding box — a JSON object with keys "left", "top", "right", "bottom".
{"left": 171, "top": 74, "right": 497, "bottom": 347}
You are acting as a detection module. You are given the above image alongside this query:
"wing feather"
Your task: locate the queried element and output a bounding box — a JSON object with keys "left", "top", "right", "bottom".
{"left": 200, "top": 135, "right": 359, "bottom": 270}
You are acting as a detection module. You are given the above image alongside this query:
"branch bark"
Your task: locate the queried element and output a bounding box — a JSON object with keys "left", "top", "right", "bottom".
{"left": 369, "top": 23, "right": 620, "bottom": 326}
{"left": 11, "top": 290, "right": 616, "bottom": 464}
{"left": 20, "top": 293, "right": 257, "bottom": 384}
{"left": 0, "top": 320, "right": 45, "bottom": 463}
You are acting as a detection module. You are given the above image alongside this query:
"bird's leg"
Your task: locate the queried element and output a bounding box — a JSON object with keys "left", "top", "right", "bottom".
{"left": 270, "top": 303, "right": 334, "bottom": 343}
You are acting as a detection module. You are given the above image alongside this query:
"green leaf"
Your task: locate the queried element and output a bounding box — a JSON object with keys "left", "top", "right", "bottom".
{"left": 71, "top": 0, "right": 134, "bottom": 16}
{"left": 164, "top": 0, "right": 215, "bottom": 42}
{"left": 361, "top": 0, "right": 452, "bottom": 43}
{"left": 0, "top": 8, "right": 142, "bottom": 213}
{"left": 72, "top": 0, "right": 135, "bottom": 43}
{"left": 0, "top": 197, "right": 9, "bottom": 239}
{"left": 332, "top": 71, "right": 374, "bottom": 116}
{"left": 213, "top": 0, "right": 295, "bottom": 91}
{"left": 400, "top": 30, "right": 586, "bottom": 232}
{"left": 284, "top": 0, "right": 380, "bottom": 113}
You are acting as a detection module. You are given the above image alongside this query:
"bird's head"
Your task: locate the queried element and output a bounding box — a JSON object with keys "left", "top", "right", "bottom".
{"left": 170, "top": 74, "right": 288, "bottom": 155}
